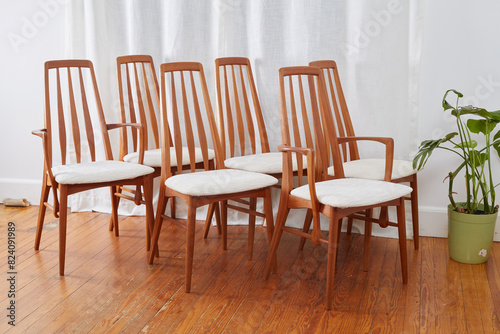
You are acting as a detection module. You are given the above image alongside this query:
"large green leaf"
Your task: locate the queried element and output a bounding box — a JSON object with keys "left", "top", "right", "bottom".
{"left": 454, "top": 140, "right": 477, "bottom": 149}
{"left": 412, "top": 132, "right": 458, "bottom": 170}
{"left": 452, "top": 106, "right": 500, "bottom": 121}
{"left": 468, "top": 149, "right": 488, "bottom": 167}
{"left": 467, "top": 119, "right": 497, "bottom": 135}
{"left": 442, "top": 89, "right": 462, "bottom": 111}
{"left": 493, "top": 139, "right": 500, "bottom": 158}
{"left": 494, "top": 129, "right": 500, "bottom": 141}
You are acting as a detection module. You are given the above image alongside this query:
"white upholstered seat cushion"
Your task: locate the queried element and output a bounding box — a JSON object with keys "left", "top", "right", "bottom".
{"left": 224, "top": 152, "right": 307, "bottom": 174}
{"left": 327, "top": 159, "right": 416, "bottom": 181}
{"left": 51, "top": 160, "right": 154, "bottom": 184}
{"left": 124, "top": 147, "right": 215, "bottom": 167}
{"left": 165, "top": 169, "right": 278, "bottom": 196}
{"left": 290, "top": 178, "right": 412, "bottom": 208}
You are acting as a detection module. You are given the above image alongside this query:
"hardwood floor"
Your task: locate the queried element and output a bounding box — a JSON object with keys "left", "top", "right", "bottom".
{"left": 1, "top": 204, "right": 500, "bottom": 333}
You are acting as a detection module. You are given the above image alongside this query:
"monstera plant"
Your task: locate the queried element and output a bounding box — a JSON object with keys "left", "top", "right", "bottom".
{"left": 413, "top": 89, "right": 500, "bottom": 215}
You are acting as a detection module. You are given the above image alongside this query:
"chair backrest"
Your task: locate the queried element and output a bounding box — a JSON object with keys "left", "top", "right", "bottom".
{"left": 278, "top": 66, "right": 345, "bottom": 193}
{"left": 158, "top": 62, "right": 222, "bottom": 181}
{"left": 116, "top": 55, "right": 161, "bottom": 160}
{"left": 309, "top": 60, "right": 360, "bottom": 162}
{"left": 214, "top": 57, "right": 270, "bottom": 161}
{"left": 44, "top": 59, "right": 112, "bottom": 167}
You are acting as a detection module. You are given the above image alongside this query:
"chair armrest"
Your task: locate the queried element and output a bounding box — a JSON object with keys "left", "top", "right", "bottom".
{"left": 337, "top": 136, "right": 395, "bottom": 181}
{"left": 106, "top": 123, "right": 146, "bottom": 164}
{"left": 278, "top": 144, "right": 322, "bottom": 245}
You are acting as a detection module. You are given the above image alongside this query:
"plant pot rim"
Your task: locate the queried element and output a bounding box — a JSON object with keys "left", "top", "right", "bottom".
{"left": 447, "top": 203, "right": 499, "bottom": 216}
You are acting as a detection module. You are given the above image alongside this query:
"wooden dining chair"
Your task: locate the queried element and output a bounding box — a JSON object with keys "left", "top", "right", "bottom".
{"left": 116, "top": 56, "right": 219, "bottom": 240}
{"left": 32, "top": 60, "right": 155, "bottom": 275}
{"left": 203, "top": 57, "right": 306, "bottom": 239}
{"left": 264, "top": 66, "right": 412, "bottom": 310}
{"left": 309, "top": 60, "right": 420, "bottom": 249}
{"left": 148, "top": 62, "right": 278, "bottom": 292}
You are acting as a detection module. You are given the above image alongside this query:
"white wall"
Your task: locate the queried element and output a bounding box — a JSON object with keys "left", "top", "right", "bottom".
{"left": 0, "top": 1, "right": 66, "bottom": 203}
{"left": 1, "top": 0, "right": 499, "bottom": 239}
{"left": 417, "top": 0, "right": 500, "bottom": 240}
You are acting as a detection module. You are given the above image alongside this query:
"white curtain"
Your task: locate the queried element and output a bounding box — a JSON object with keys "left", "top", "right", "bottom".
{"left": 65, "top": 0, "right": 422, "bottom": 236}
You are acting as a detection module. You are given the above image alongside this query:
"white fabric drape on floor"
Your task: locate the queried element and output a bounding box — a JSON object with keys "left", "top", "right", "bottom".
{"left": 65, "top": 0, "right": 422, "bottom": 236}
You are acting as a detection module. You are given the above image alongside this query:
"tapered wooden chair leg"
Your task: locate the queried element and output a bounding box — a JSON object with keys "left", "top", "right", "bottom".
{"left": 34, "top": 179, "right": 50, "bottom": 250}
{"left": 203, "top": 203, "right": 216, "bottom": 239}
{"left": 58, "top": 186, "right": 68, "bottom": 276}
{"left": 263, "top": 189, "right": 276, "bottom": 270}
{"left": 110, "top": 186, "right": 120, "bottom": 237}
{"left": 148, "top": 194, "right": 168, "bottom": 264}
{"left": 346, "top": 216, "right": 354, "bottom": 235}
{"left": 397, "top": 201, "right": 408, "bottom": 284}
{"left": 363, "top": 209, "right": 373, "bottom": 272}
{"left": 264, "top": 204, "right": 289, "bottom": 279}
{"left": 221, "top": 200, "right": 228, "bottom": 251}
{"left": 410, "top": 176, "right": 419, "bottom": 250}
{"left": 143, "top": 174, "right": 155, "bottom": 252}
{"left": 326, "top": 210, "right": 340, "bottom": 310}
{"left": 248, "top": 197, "right": 257, "bottom": 260}
{"left": 185, "top": 204, "right": 197, "bottom": 293}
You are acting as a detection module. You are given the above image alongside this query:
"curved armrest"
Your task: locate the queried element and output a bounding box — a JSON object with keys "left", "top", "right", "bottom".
{"left": 337, "top": 136, "right": 395, "bottom": 181}
{"left": 278, "top": 144, "right": 322, "bottom": 245}
{"left": 107, "top": 123, "right": 146, "bottom": 164}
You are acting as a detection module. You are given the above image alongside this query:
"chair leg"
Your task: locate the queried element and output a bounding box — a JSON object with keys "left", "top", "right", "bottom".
{"left": 248, "top": 197, "right": 257, "bottom": 260}
{"left": 214, "top": 202, "right": 222, "bottom": 235}
{"left": 263, "top": 189, "right": 276, "bottom": 270}
{"left": 185, "top": 202, "right": 197, "bottom": 293}
{"left": 363, "top": 209, "right": 373, "bottom": 272}
{"left": 397, "top": 200, "right": 408, "bottom": 284}
{"left": 34, "top": 178, "right": 50, "bottom": 250}
{"left": 170, "top": 196, "right": 176, "bottom": 219}
{"left": 148, "top": 192, "right": 169, "bottom": 264}
{"left": 221, "top": 200, "right": 228, "bottom": 251}
{"left": 203, "top": 203, "right": 216, "bottom": 239}
{"left": 110, "top": 186, "right": 120, "bottom": 237}
{"left": 346, "top": 216, "right": 354, "bottom": 235}
{"left": 264, "top": 201, "right": 290, "bottom": 279}
{"left": 143, "top": 175, "right": 155, "bottom": 252}
{"left": 58, "top": 186, "right": 68, "bottom": 276}
{"left": 326, "top": 210, "right": 340, "bottom": 311}
{"left": 410, "top": 176, "right": 419, "bottom": 250}
{"left": 298, "top": 209, "right": 313, "bottom": 251}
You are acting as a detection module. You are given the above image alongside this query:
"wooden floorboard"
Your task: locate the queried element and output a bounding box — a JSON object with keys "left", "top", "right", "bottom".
{"left": 2, "top": 205, "right": 500, "bottom": 333}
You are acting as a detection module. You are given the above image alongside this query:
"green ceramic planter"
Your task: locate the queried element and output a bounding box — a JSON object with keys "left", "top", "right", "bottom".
{"left": 448, "top": 204, "right": 498, "bottom": 264}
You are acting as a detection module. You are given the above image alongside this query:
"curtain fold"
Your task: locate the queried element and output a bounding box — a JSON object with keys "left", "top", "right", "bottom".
{"left": 65, "top": 0, "right": 421, "bottom": 235}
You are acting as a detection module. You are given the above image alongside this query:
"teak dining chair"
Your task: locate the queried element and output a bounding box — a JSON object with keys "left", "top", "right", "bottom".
{"left": 309, "top": 60, "right": 420, "bottom": 249}
{"left": 32, "top": 60, "right": 155, "bottom": 275}
{"left": 148, "top": 62, "right": 278, "bottom": 292}
{"left": 116, "top": 55, "right": 218, "bottom": 233}
{"left": 264, "top": 66, "right": 412, "bottom": 310}
{"left": 203, "top": 57, "right": 306, "bottom": 240}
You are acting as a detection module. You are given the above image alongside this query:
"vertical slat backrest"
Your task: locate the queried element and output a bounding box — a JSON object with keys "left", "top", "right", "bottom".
{"left": 278, "top": 66, "right": 335, "bottom": 191}
{"left": 215, "top": 57, "right": 270, "bottom": 160}
{"left": 117, "top": 55, "right": 161, "bottom": 160}
{"left": 44, "top": 60, "right": 111, "bottom": 167}
{"left": 309, "top": 60, "right": 360, "bottom": 162}
{"left": 159, "top": 62, "right": 222, "bottom": 179}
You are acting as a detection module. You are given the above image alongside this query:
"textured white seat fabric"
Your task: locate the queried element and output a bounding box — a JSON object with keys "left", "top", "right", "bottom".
{"left": 124, "top": 147, "right": 216, "bottom": 167}
{"left": 52, "top": 160, "right": 154, "bottom": 184}
{"left": 165, "top": 169, "right": 278, "bottom": 196}
{"left": 290, "top": 178, "right": 412, "bottom": 209}
{"left": 327, "top": 159, "right": 416, "bottom": 181}
{"left": 224, "top": 152, "right": 307, "bottom": 174}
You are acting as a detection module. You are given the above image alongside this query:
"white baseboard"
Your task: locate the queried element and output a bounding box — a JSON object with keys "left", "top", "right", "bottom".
{"left": 0, "top": 178, "right": 41, "bottom": 205}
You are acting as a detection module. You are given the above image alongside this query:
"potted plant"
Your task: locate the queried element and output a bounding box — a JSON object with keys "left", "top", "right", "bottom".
{"left": 413, "top": 89, "right": 500, "bottom": 263}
